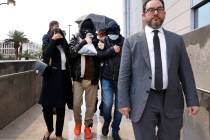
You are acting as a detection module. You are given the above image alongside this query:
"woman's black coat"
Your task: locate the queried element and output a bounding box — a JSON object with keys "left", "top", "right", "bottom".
{"left": 39, "top": 38, "right": 73, "bottom": 109}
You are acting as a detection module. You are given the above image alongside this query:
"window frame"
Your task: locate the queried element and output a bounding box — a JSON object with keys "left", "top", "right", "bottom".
{"left": 191, "top": 0, "right": 210, "bottom": 28}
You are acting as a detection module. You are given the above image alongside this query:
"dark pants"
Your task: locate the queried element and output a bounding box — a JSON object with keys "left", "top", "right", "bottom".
{"left": 42, "top": 106, "right": 65, "bottom": 136}
{"left": 132, "top": 90, "right": 183, "bottom": 140}
{"left": 102, "top": 79, "right": 122, "bottom": 133}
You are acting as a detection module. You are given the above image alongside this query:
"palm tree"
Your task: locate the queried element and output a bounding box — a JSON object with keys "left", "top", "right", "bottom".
{"left": 5, "top": 30, "right": 29, "bottom": 59}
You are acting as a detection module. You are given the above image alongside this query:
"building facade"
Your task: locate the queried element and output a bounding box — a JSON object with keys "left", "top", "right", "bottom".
{"left": 0, "top": 41, "right": 15, "bottom": 58}
{"left": 0, "top": 41, "right": 41, "bottom": 59}
{"left": 22, "top": 42, "right": 40, "bottom": 54}
{"left": 123, "top": 0, "right": 210, "bottom": 37}
{"left": 123, "top": 0, "right": 145, "bottom": 37}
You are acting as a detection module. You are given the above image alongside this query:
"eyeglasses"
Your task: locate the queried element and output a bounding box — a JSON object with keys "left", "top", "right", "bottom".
{"left": 145, "top": 7, "right": 165, "bottom": 14}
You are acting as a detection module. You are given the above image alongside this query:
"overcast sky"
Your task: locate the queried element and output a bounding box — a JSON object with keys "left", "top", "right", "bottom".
{"left": 0, "top": 0, "right": 123, "bottom": 44}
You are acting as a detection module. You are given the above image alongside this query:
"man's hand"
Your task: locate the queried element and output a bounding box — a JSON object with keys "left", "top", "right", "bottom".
{"left": 85, "top": 36, "right": 92, "bottom": 44}
{"left": 119, "top": 107, "right": 131, "bottom": 118}
{"left": 187, "top": 106, "right": 199, "bottom": 116}
{"left": 98, "top": 41, "right": 105, "bottom": 50}
{"left": 113, "top": 45, "right": 120, "bottom": 53}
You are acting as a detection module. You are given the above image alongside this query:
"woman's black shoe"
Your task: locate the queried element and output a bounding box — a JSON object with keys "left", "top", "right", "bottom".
{"left": 43, "top": 135, "right": 49, "bottom": 140}
{"left": 43, "top": 130, "right": 53, "bottom": 140}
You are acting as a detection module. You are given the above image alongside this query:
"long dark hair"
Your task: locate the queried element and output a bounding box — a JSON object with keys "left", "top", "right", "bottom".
{"left": 48, "top": 20, "right": 59, "bottom": 32}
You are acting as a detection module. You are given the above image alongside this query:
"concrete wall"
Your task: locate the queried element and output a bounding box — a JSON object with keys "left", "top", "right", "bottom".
{"left": 124, "top": 0, "right": 193, "bottom": 36}
{"left": 0, "top": 60, "right": 35, "bottom": 76}
{"left": 182, "top": 90, "right": 210, "bottom": 140}
{"left": 0, "top": 61, "right": 42, "bottom": 129}
{"left": 129, "top": 0, "right": 143, "bottom": 35}
{"left": 183, "top": 24, "right": 210, "bottom": 91}
{"left": 164, "top": 0, "right": 192, "bottom": 34}
{"left": 123, "top": 0, "right": 144, "bottom": 37}
{"left": 181, "top": 24, "right": 210, "bottom": 140}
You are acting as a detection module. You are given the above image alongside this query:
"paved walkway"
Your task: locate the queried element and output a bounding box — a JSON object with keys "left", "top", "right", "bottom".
{"left": 0, "top": 104, "right": 135, "bottom": 140}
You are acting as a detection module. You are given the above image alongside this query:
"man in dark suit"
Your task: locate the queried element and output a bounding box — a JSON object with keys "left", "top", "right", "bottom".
{"left": 118, "top": 0, "right": 200, "bottom": 140}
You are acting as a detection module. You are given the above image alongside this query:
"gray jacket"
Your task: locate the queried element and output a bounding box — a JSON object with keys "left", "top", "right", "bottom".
{"left": 118, "top": 30, "right": 199, "bottom": 123}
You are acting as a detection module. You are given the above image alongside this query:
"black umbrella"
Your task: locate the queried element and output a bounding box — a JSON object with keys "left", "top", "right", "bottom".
{"left": 75, "top": 13, "right": 115, "bottom": 31}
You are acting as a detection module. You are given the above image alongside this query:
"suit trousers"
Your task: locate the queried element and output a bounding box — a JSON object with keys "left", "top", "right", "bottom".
{"left": 73, "top": 80, "right": 98, "bottom": 127}
{"left": 42, "top": 105, "right": 65, "bottom": 136}
{"left": 132, "top": 90, "right": 183, "bottom": 140}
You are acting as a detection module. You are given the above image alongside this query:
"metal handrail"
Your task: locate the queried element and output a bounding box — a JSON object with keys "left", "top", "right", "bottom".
{"left": 197, "top": 88, "right": 210, "bottom": 97}
{"left": 0, "top": 60, "right": 36, "bottom": 63}
{"left": 0, "top": 70, "right": 35, "bottom": 78}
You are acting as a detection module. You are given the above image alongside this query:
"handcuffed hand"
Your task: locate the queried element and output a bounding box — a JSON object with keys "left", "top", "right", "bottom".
{"left": 113, "top": 45, "right": 120, "bottom": 53}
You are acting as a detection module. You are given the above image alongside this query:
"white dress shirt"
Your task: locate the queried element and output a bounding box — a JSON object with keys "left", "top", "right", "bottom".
{"left": 145, "top": 25, "right": 168, "bottom": 89}
{"left": 57, "top": 45, "right": 66, "bottom": 70}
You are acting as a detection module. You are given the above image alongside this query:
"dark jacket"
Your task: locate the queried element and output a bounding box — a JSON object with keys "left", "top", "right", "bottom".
{"left": 69, "top": 19, "right": 100, "bottom": 85}
{"left": 39, "top": 38, "right": 73, "bottom": 109}
{"left": 42, "top": 32, "right": 50, "bottom": 58}
{"left": 97, "top": 35, "right": 124, "bottom": 80}
{"left": 97, "top": 21, "right": 124, "bottom": 81}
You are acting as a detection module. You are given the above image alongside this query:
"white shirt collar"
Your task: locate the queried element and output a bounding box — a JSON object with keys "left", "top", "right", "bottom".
{"left": 145, "top": 25, "right": 163, "bottom": 34}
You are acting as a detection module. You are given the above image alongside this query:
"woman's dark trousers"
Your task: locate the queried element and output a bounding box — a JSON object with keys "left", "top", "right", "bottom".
{"left": 42, "top": 106, "right": 65, "bottom": 136}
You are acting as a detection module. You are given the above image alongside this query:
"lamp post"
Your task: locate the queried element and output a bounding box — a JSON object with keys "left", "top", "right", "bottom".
{"left": 0, "top": 0, "right": 16, "bottom": 5}
{"left": 68, "top": 24, "right": 72, "bottom": 43}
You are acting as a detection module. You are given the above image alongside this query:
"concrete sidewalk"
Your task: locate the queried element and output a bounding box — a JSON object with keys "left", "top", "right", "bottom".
{"left": 0, "top": 104, "right": 135, "bottom": 140}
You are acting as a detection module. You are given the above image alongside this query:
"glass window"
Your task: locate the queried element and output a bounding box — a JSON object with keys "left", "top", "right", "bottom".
{"left": 192, "top": 0, "right": 204, "bottom": 6}
{"left": 194, "top": 2, "right": 210, "bottom": 28}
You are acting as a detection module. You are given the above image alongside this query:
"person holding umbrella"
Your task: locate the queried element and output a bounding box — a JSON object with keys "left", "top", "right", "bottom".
{"left": 75, "top": 13, "right": 115, "bottom": 31}
{"left": 69, "top": 18, "right": 100, "bottom": 139}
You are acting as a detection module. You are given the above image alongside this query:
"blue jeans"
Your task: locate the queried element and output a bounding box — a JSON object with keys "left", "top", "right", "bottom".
{"left": 101, "top": 79, "right": 122, "bottom": 133}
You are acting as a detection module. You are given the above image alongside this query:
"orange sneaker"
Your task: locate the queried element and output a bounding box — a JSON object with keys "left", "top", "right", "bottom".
{"left": 74, "top": 123, "right": 82, "bottom": 136}
{"left": 84, "top": 127, "right": 92, "bottom": 139}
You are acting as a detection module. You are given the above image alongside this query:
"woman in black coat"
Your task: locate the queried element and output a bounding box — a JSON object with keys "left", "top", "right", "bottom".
{"left": 39, "top": 28, "right": 73, "bottom": 140}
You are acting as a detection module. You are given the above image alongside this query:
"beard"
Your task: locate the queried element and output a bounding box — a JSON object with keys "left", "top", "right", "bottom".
{"left": 148, "top": 17, "right": 164, "bottom": 29}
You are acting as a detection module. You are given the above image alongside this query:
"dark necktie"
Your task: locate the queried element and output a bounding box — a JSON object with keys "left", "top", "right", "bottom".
{"left": 153, "top": 30, "right": 163, "bottom": 90}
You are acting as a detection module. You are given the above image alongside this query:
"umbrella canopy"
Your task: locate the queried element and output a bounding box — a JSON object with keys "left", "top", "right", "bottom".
{"left": 75, "top": 13, "right": 115, "bottom": 31}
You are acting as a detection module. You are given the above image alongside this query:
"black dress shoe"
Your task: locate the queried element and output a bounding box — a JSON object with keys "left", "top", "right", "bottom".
{"left": 112, "top": 133, "right": 121, "bottom": 140}
{"left": 102, "top": 123, "right": 109, "bottom": 136}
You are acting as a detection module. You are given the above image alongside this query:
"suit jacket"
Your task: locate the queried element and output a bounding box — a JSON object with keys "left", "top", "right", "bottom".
{"left": 118, "top": 29, "right": 199, "bottom": 123}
